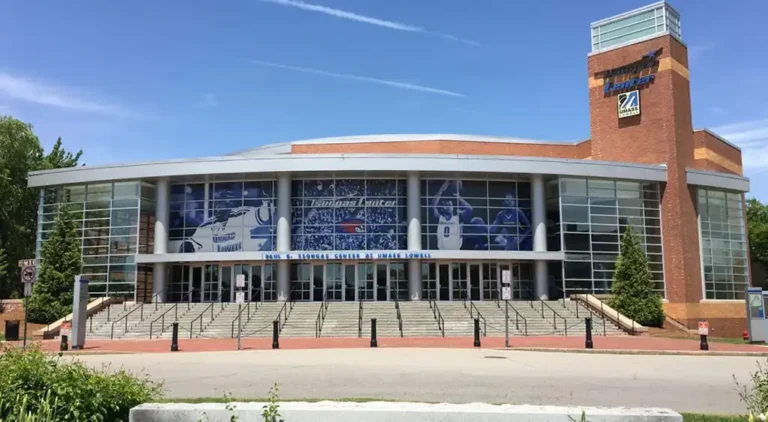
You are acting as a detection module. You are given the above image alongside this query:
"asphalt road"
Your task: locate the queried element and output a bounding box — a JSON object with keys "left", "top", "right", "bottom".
{"left": 76, "top": 348, "right": 759, "bottom": 414}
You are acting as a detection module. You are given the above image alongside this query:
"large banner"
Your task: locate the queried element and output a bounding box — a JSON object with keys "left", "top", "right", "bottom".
{"left": 422, "top": 179, "right": 533, "bottom": 251}
{"left": 169, "top": 181, "right": 276, "bottom": 253}
{"left": 291, "top": 179, "right": 407, "bottom": 251}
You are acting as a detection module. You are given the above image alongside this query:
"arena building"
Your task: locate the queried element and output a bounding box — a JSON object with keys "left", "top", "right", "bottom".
{"left": 27, "top": 2, "right": 751, "bottom": 336}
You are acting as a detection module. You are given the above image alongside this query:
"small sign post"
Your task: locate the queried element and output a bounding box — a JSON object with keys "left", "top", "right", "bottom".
{"left": 18, "top": 259, "right": 36, "bottom": 349}
{"left": 502, "top": 270, "right": 511, "bottom": 348}
{"left": 71, "top": 276, "right": 89, "bottom": 350}
{"left": 235, "top": 274, "right": 245, "bottom": 350}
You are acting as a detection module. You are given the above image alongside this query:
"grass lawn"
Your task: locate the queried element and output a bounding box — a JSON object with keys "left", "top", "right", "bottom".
{"left": 163, "top": 398, "right": 746, "bottom": 420}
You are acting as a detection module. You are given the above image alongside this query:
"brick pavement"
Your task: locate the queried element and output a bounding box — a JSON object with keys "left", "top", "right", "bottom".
{"left": 7, "top": 334, "right": 765, "bottom": 355}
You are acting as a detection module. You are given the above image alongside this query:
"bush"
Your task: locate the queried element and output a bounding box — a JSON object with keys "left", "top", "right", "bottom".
{"left": 0, "top": 344, "right": 162, "bottom": 421}
{"left": 735, "top": 359, "right": 768, "bottom": 420}
{"left": 609, "top": 226, "right": 665, "bottom": 327}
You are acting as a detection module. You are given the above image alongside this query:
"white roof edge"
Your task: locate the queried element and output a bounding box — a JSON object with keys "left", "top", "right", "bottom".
{"left": 587, "top": 31, "right": 686, "bottom": 57}
{"left": 590, "top": 1, "right": 674, "bottom": 27}
{"left": 694, "top": 128, "right": 742, "bottom": 152}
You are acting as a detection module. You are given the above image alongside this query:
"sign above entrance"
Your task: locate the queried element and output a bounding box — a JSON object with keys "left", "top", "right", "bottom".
{"left": 263, "top": 252, "right": 434, "bottom": 261}
{"left": 601, "top": 48, "right": 662, "bottom": 94}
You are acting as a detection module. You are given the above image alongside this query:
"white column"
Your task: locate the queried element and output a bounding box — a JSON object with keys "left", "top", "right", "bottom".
{"left": 153, "top": 178, "right": 169, "bottom": 302}
{"left": 277, "top": 173, "right": 291, "bottom": 300}
{"left": 531, "top": 174, "right": 548, "bottom": 300}
{"left": 407, "top": 172, "right": 422, "bottom": 300}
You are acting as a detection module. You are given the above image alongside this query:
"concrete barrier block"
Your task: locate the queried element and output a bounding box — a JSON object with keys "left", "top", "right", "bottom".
{"left": 129, "top": 401, "right": 683, "bottom": 422}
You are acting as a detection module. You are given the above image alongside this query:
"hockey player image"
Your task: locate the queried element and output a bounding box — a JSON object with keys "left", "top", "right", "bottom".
{"left": 177, "top": 202, "right": 275, "bottom": 253}
{"left": 489, "top": 193, "right": 532, "bottom": 250}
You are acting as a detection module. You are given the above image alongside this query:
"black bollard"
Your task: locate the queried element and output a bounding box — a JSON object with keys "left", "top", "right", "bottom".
{"left": 370, "top": 318, "right": 378, "bottom": 348}
{"left": 585, "top": 317, "right": 593, "bottom": 349}
{"left": 171, "top": 322, "right": 179, "bottom": 352}
{"left": 60, "top": 335, "right": 68, "bottom": 351}
{"left": 473, "top": 318, "right": 481, "bottom": 347}
{"left": 700, "top": 334, "right": 709, "bottom": 351}
{"left": 272, "top": 320, "right": 279, "bottom": 349}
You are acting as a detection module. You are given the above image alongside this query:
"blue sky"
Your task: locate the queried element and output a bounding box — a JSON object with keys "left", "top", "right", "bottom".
{"left": 2, "top": 0, "right": 767, "bottom": 199}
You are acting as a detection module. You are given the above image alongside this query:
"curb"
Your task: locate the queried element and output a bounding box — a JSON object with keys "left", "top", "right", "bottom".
{"left": 499, "top": 347, "right": 768, "bottom": 357}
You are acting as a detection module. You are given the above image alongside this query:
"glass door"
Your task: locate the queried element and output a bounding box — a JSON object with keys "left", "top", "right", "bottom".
{"left": 438, "top": 264, "right": 450, "bottom": 301}
{"left": 290, "top": 263, "right": 311, "bottom": 301}
{"left": 312, "top": 264, "right": 324, "bottom": 301}
{"left": 375, "top": 263, "right": 388, "bottom": 301}
{"left": 190, "top": 266, "right": 203, "bottom": 303}
{"left": 357, "top": 263, "right": 374, "bottom": 301}
{"left": 344, "top": 264, "right": 356, "bottom": 301}
{"left": 221, "top": 265, "right": 232, "bottom": 302}
{"left": 469, "top": 264, "right": 481, "bottom": 301}
{"left": 263, "top": 264, "right": 277, "bottom": 301}
{"left": 326, "top": 263, "right": 343, "bottom": 301}
{"left": 482, "top": 263, "right": 498, "bottom": 301}
{"left": 251, "top": 264, "right": 263, "bottom": 302}
{"left": 203, "top": 264, "right": 220, "bottom": 302}
{"left": 451, "top": 263, "right": 467, "bottom": 300}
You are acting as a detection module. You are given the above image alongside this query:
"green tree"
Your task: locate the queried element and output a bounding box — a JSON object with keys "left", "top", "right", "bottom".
{"left": 0, "top": 116, "right": 81, "bottom": 298}
{"left": 747, "top": 198, "right": 768, "bottom": 271}
{"left": 26, "top": 206, "right": 82, "bottom": 324}
{"left": 609, "top": 225, "right": 665, "bottom": 327}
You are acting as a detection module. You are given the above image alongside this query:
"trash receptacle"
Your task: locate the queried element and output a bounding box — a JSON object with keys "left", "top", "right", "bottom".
{"left": 4, "top": 320, "right": 20, "bottom": 341}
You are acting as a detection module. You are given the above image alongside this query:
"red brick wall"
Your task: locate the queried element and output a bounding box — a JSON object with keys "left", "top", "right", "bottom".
{"left": 692, "top": 130, "right": 743, "bottom": 175}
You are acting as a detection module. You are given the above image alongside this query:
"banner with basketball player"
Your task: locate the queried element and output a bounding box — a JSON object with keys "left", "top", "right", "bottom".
{"left": 421, "top": 179, "right": 533, "bottom": 251}
{"left": 291, "top": 179, "right": 407, "bottom": 251}
{"left": 168, "top": 181, "right": 277, "bottom": 253}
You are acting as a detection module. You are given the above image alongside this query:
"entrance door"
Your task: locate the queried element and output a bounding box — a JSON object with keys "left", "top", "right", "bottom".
{"left": 221, "top": 266, "right": 232, "bottom": 302}
{"left": 251, "top": 264, "right": 263, "bottom": 302}
{"left": 358, "top": 263, "right": 374, "bottom": 301}
{"left": 469, "top": 264, "right": 481, "bottom": 301}
{"left": 190, "top": 266, "right": 203, "bottom": 303}
{"left": 326, "top": 263, "right": 343, "bottom": 301}
{"left": 451, "top": 263, "right": 467, "bottom": 300}
{"left": 203, "top": 264, "right": 219, "bottom": 302}
{"left": 438, "top": 264, "right": 450, "bottom": 301}
{"left": 344, "top": 264, "right": 356, "bottom": 301}
{"left": 312, "top": 264, "right": 324, "bottom": 301}
{"left": 290, "top": 263, "right": 311, "bottom": 301}
{"left": 375, "top": 263, "right": 388, "bottom": 301}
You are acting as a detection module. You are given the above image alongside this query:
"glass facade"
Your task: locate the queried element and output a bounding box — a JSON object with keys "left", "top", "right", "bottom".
{"left": 591, "top": 2, "right": 681, "bottom": 52}
{"left": 420, "top": 178, "right": 532, "bottom": 251}
{"left": 698, "top": 189, "right": 749, "bottom": 300}
{"left": 168, "top": 180, "right": 277, "bottom": 253}
{"left": 291, "top": 179, "right": 407, "bottom": 251}
{"left": 559, "top": 177, "right": 665, "bottom": 296}
{"left": 38, "top": 182, "right": 143, "bottom": 298}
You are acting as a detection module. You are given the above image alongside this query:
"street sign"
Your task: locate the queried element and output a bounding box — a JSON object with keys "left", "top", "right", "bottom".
{"left": 698, "top": 320, "right": 709, "bottom": 336}
{"left": 235, "top": 292, "right": 245, "bottom": 304}
{"left": 18, "top": 259, "right": 36, "bottom": 268}
{"left": 502, "top": 287, "right": 512, "bottom": 300}
{"left": 502, "top": 270, "right": 511, "bottom": 285}
{"left": 21, "top": 266, "right": 35, "bottom": 283}
{"left": 61, "top": 321, "right": 71, "bottom": 337}
{"left": 235, "top": 274, "right": 245, "bottom": 289}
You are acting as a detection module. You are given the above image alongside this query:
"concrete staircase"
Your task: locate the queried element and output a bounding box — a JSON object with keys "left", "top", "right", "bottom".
{"left": 85, "top": 298, "right": 628, "bottom": 340}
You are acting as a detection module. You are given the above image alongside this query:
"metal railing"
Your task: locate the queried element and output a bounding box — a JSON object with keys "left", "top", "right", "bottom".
{"left": 506, "top": 301, "right": 528, "bottom": 336}
{"left": 357, "top": 301, "right": 363, "bottom": 338}
{"left": 428, "top": 299, "right": 445, "bottom": 337}
{"left": 394, "top": 299, "right": 403, "bottom": 338}
{"left": 149, "top": 303, "right": 180, "bottom": 339}
{"left": 466, "top": 301, "right": 486, "bottom": 337}
{"left": 110, "top": 301, "right": 146, "bottom": 340}
{"left": 230, "top": 301, "right": 257, "bottom": 338}
{"left": 527, "top": 289, "right": 568, "bottom": 336}
{"left": 275, "top": 297, "right": 295, "bottom": 334}
{"left": 315, "top": 291, "right": 329, "bottom": 338}
{"left": 190, "top": 300, "right": 225, "bottom": 339}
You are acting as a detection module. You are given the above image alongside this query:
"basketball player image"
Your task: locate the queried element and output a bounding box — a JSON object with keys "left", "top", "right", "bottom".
{"left": 489, "top": 193, "right": 531, "bottom": 250}
{"left": 431, "top": 180, "right": 478, "bottom": 250}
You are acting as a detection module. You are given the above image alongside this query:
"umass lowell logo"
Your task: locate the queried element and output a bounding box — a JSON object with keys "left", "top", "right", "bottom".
{"left": 602, "top": 48, "right": 662, "bottom": 94}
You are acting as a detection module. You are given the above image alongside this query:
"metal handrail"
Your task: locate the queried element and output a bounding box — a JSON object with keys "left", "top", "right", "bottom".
{"left": 358, "top": 301, "right": 363, "bottom": 338}
{"left": 275, "top": 297, "right": 295, "bottom": 334}
{"left": 469, "top": 302, "right": 486, "bottom": 337}
{"left": 149, "top": 303, "right": 178, "bottom": 339}
{"left": 506, "top": 301, "right": 528, "bottom": 336}
{"left": 527, "top": 289, "right": 568, "bottom": 335}
{"left": 110, "top": 301, "right": 145, "bottom": 340}
{"left": 394, "top": 299, "right": 403, "bottom": 338}
{"left": 428, "top": 299, "right": 445, "bottom": 337}
{"left": 231, "top": 300, "right": 254, "bottom": 338}
{"left": 189, "top": 301, "right": 220, "bottom": 339}
{"left": 315, "top": 291, "right": 329, "bottom": 338}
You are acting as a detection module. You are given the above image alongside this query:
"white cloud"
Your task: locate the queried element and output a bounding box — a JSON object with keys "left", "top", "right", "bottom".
{"left": 259, "top": 0, "right": 480, "bottom": 46}
{"left": 712, "top": 118, "right": 768, "bottom": 168}
{"left": 0, "top": 72, "right": 134, "bottom": 117}
{"left": 197, "top": 93, "right": 218, "bottom": 108}
{"left": 251, "top": 60, "right": 464, "bottom": 97}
